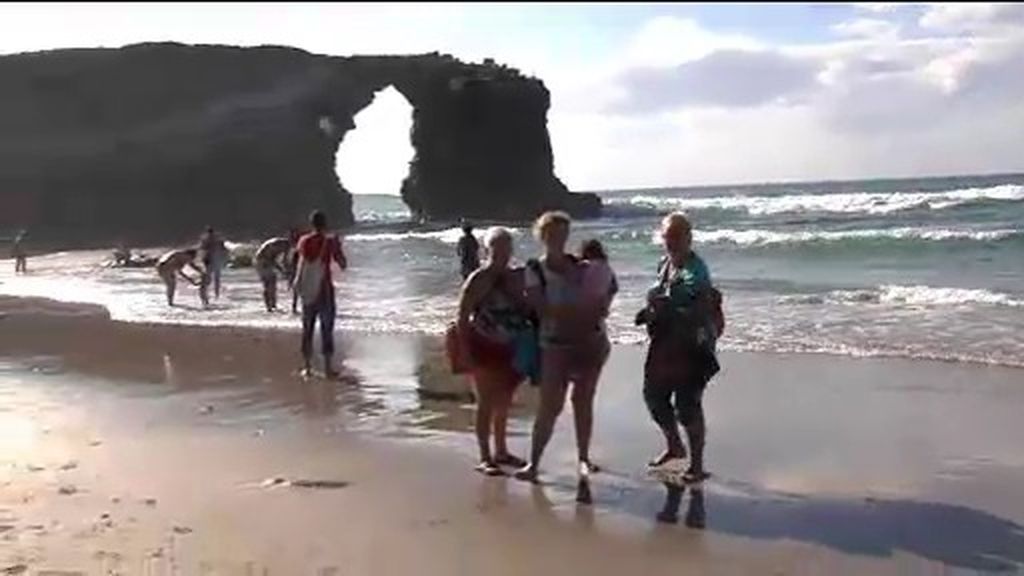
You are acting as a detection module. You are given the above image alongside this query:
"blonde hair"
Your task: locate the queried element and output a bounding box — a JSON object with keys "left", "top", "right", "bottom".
{"left": 661, "top": 211, "right": 693, "bottom": 235}
{"left": 532, "top": 210, "right": 571, "bottom": 240}
{"left": 484, "top": 226, "right": 513, "bottom": 247}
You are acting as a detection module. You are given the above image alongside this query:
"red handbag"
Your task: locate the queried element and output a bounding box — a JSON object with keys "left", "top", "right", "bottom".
{"left": 445, "top": 322, "right": 472, "bottom": 375}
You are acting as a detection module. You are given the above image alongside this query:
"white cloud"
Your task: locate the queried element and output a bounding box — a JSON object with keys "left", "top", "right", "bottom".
{"left": 611, "top": 50, "right": 821, "bottom": 112}
{"left": 549, "top": 8, "right": 1024, "bottom": 190}
{"left": 852, "top": 3, "right": 905, "bottom": 14}
{"left": 831, "top": 17, "right": 901, "bottom": 39}
{"left": 919, "top": 3, "right": 1024, "bottom": 33}
{"left": 620, "top": 16, "right": 763, "bottom": 68}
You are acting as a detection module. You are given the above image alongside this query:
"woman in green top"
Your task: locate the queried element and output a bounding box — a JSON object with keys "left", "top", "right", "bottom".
{"left": 641, "top": 212, "right": 721, "bottom": 483}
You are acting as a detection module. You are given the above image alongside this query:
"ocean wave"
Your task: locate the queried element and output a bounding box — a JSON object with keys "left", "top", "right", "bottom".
{"left": 345, "top": 226, "right": 523, "bottom": 244}
{"left": 687, "top": 226, "right": 1021, "bottom": 247}
{"left": 606, "top": 184, "right": 1024, "bottom": 217}
{"left": 783, "top": 284, "right": 1024, "bottom": 308}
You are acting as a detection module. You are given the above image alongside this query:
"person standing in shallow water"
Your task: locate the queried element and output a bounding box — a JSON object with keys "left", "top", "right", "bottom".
{"left": 199, "top": 226, "right": 228, "bottom": 300}
{"left": 155, "top": 248, "right": 206, "bottom": 307}
{"left": 254, "top": 230, "right": 299, "bottom": 313}
{"left": 638, "top": 212, "right": 723, "bottom": 484}
{"left": 514, "top": 211, "right": 612, "bottom": 483}
{"left": 294, "top": 210, "right": 347, "bottom": 378}
{"left": 456, "top": 227, "right": 530, "bottom": 476}
{"left": 456, "top": 221, "right": 481, "bottom": 280}
{"left": 12, "top": 230, "right": 27, "bottom": 273}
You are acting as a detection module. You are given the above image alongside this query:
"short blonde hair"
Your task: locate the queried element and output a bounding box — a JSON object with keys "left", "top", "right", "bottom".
{"left": 661, "top": 211, "right": 692, "bottom": 235}
{"left": 533, "top": 210, "right": 571, "bottom": 240}
{"left": 484, "top": 226, "right": 513, "bottom": 247}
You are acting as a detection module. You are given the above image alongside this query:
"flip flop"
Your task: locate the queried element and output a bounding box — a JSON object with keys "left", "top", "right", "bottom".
{"left": 475, "top": 461, "right": 505, "bottom": 477}
{"left": 494, "top": 454, "right": 527, "bottom": 468}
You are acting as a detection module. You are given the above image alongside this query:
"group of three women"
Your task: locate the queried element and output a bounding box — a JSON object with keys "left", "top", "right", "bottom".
{"left": 456, "top": 210, "right": 721, "bottom": 485}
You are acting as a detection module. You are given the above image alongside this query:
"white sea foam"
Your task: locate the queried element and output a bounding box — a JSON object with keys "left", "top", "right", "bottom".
{"left": 344, "top": 226, "right": 523, "bottom": 244}
{"left": 685, "top": 226, "right": 1020, "bottom": 246}
{"left": 611, "top": 184, "right": 1024, "bottom": 216}
{"left": 810, "top": 285, "right": 1024, "bottom": 308}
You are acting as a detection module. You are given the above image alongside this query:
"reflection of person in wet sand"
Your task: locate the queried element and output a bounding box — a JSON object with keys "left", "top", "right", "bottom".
{"left": 456, "top": 227, "right": 530, "bottom": 476}
{"left": 657, "top": 482, "right": 705, "bottom": 528}
{"left": 12, "top": 230, "right": 27, "bottom": 273}
{"left": 156, "top": 248, "right": 206, "bottom": 307}
{"left": 254, "top": 231, "right": 299, "bottom": 313}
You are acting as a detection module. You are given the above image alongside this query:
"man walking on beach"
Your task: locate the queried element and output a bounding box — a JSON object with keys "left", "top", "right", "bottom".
{"left": 457, "top": 220, "right": 481, "bottom": 280}
{"left": 294, "top": 211, "right": 347, "bottom": 378}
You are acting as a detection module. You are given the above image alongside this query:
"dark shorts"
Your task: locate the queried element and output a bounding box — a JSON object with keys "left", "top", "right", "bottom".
{"left": 467, "top": 329, "right": 515, "bottom": 370}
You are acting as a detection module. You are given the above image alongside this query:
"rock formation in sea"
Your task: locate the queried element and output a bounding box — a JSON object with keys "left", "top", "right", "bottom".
{"left": 0, "top": 42, "right": 601, "bottom": 246}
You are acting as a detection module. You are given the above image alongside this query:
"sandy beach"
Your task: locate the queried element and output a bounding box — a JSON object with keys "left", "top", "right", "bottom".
{"left": 2, "top": 295, "right": 1023, "bottom": 575}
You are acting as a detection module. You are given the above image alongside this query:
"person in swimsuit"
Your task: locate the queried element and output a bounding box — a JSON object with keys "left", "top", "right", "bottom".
{"left": 515, "top": 211, "right": 613, "bottom": 483}
{"left": 156, "top": 248, "right": 205, "bottom": 307}
{"left": 456, "top": 227, "right": 529, "bottom": 476}
{"left": 254, "top": 231, "right": 298, "bottom": 312}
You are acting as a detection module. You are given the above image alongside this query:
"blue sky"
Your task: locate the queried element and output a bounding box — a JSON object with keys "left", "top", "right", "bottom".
{"left": 2, "top": 3, "right": 1023, "bottom": 193}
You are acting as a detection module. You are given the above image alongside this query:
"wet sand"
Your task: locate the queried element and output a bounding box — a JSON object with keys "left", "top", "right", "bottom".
{"left": 2, "top": 296, "right": 1024, "bottom": 574}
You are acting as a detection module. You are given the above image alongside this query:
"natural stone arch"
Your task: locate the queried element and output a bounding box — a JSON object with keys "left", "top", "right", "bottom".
{"left": 0, "top": 43, "right": 601, "bottom": 248}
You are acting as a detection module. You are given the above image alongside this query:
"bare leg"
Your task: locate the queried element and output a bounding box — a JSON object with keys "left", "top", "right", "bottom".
{"left": 162, "top": 272, "right": 176, "bottom": 307}
{"left": 515, "top": 348, "right": 570, "bottom": 482}
{"left": 572, "top": 337, "right": 609, "bottom": 473}
{"left": 492, "top": 380, "right": 525, "bottom": 467}
{"left": 472, "top": 370, "right": 502, "bottom": 476}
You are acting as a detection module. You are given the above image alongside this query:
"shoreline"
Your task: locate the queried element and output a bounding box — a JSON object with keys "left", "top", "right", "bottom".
{"left": 2, "top": 295, "right": 1024, "bottom": 573}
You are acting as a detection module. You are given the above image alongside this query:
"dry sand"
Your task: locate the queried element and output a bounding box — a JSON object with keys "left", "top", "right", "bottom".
{"left": 1, "top": 296, "right": 1023, "bottom": 575}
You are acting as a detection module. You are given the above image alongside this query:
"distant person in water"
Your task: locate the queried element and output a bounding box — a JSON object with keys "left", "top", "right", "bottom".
{"left": 12, "top": 230, "right": 27, "bottom": 274}
{"left": 199, "top": 226, "right": 228, "bottom": 299}
{"left": 456, "top": 221, "right": 481, "bottom": 280}
{"left": 254, "top": 231, "right": 299, "bottom": 313}
{"left": 637, "top": 212, "right": 723, "bottom": 484}
{"left": 294, "top": 211, "right": 347, "bottom": 378}
{"left": 156, "top": 248, "right": 206, "bottom": 307}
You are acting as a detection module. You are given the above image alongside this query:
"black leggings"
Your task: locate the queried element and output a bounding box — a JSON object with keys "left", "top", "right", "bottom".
{"left": 643, "top": 378, "right": 704, "bottom": 431}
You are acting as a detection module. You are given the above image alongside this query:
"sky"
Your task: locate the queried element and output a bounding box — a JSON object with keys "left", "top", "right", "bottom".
{"left": 2, "top": 2, "right": 1024, "bottom": 193}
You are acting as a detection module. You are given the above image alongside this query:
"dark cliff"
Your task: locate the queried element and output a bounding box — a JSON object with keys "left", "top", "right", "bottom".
{"left": 0, "top": 42, "right": 600, "bottom": 247}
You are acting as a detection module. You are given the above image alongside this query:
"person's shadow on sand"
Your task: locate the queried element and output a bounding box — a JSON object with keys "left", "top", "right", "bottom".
{"left": 645, "top": 480, "right": 1024, "bottom": 572}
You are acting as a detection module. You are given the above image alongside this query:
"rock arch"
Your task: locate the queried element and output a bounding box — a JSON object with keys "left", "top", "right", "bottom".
{"left": 0, "top": 43, "right": 600, "bottom": 247}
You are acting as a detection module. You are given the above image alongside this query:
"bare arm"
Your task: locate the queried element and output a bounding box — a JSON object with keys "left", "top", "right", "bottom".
{"left": 333, "top": 237, "right": 348, "bottom": 271}
{"left": 457, "top": 270, "right": 489, "bottom": 333}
